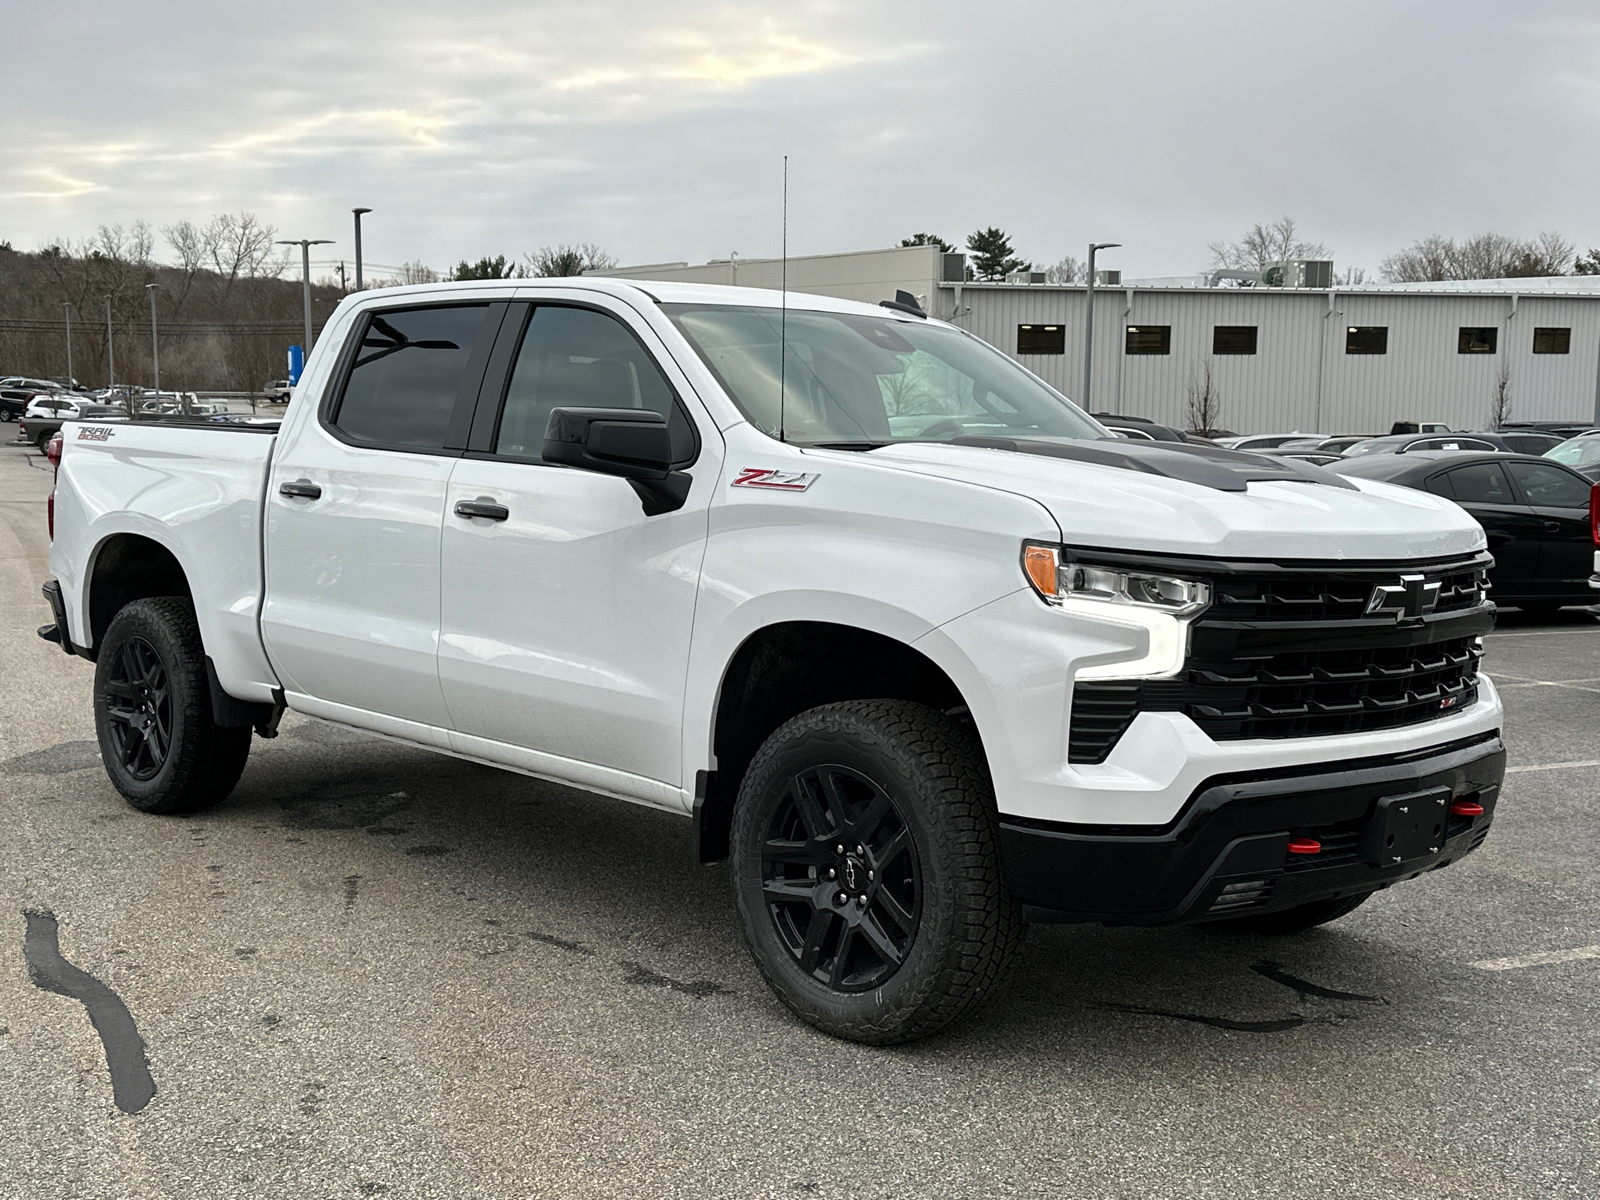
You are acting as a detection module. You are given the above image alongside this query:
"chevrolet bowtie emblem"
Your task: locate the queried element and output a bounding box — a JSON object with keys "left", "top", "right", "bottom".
{"left": 1366, "top": 574, "right": 1441, "bottom": 619}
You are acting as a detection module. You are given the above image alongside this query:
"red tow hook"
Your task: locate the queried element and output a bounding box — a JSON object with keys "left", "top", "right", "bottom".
{"left": 1286, "top": 837, "right": 1322, "bottom": 855}
{"left": 1449, "top": 800, "right": 1485, "bottom": 818}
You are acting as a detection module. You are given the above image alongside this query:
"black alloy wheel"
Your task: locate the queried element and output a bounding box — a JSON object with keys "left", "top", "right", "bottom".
{"left": 93, "top": 596, "right": 252, "bottom": 815}
{"left": 760, "top": 764, "right": 922, "bottom": 992}
{"left": 731, "top": 700, "right": 1023, "bottom": 1044}
{"left": 102, "top": 635, "right": 173, "bottom": 781}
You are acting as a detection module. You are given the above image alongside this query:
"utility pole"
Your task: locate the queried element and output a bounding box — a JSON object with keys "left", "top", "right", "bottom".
{"left": 336, "top": 261, "right": 347, "bottom": 292}
{"left": 62, "top": 302, "right": 73, "bottom": 384}
{"left": 1083, "top": 242, "right": 1120, "bottom": 411}
{"left": 145, "top": 283, "right": 161, "bottom": 394}
{"left": 277, "top": 238, "right": 334, "bottom": 352}
{"left": 352, "top": 208, "right": 371, "bottom": 290}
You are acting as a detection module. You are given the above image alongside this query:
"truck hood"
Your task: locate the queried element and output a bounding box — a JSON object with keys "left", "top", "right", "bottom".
{"left": 853, "top": 442, "right": 1486, "bottom": 560}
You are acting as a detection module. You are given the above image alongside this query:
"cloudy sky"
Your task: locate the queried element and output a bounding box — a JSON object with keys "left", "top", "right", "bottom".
{"left": 6, "top": 0, "right": 1600, "bottom": 280}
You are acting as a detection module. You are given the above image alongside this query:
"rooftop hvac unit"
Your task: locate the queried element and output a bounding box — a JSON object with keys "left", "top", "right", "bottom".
{"left": 1094, "top": 269, "right": 1121, "bottom": 286}
{"left": 1006, "top": 270, "right": 1048, "bottom": 285}
{"left": 1262, "top": 260, "right": 1333, "bottom": 288}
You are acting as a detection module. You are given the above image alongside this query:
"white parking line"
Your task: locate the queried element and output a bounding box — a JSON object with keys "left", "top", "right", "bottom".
{"left": 1505, "top": 758, "right": 1600, "bottom": 774}
{"left": 1484, "top": 627, "right": 1599, "bottom": 639}
{"left": 1471, "top": 945, "right": 1600, "bottom": 971}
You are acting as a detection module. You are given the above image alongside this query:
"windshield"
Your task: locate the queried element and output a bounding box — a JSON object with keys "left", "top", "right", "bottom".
{"left": 1546, "top": 437, "right": 1600, "bottom": 468}
{"left": 661, "top": 303, "right": 1106, "bottom": 446}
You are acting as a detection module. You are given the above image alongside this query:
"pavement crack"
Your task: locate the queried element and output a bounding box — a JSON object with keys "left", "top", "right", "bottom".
{"left": 342, "top": 875, "right": 361, "bottom": 910}
{"left": 1095, "top": 1000, "right": 1305, "bottom": 1033}
{"left": 1252, "top": 960, "right": 1385, "bottom": 1003}
{"left": 22, "top": 909, "right": 156, "bottom": 1114}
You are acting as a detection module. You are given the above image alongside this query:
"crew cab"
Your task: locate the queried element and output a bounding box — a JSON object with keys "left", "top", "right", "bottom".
{"left": 39, "top": 279, "right": 1506, "bottom": 1043}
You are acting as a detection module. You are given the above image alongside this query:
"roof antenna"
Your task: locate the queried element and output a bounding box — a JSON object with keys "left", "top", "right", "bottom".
{"left": 779, "top": 154, "right": 788, "bottom": 444}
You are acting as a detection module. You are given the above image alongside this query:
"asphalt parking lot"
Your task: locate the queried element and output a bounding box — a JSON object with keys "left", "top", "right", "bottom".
{"left": 1, "top": 436, "right": 1596, "bottom": 1200}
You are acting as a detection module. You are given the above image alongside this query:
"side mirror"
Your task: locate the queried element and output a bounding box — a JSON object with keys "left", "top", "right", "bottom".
{"left": 543, "top": 407, "right": 673, "bottom": 481}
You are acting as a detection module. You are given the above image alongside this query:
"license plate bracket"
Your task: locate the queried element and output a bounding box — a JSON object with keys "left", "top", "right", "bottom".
{"left": 1359, "top": 787, "right": 1450, "bottom": 867}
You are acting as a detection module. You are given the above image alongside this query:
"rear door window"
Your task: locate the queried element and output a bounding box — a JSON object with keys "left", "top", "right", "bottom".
{"left": 1445, "top": 462, "right": 1516, "bottom": 504}
{"left": 1507, "top": 461, "right": 1592, "bottom": 508}
{"left": 493, "top": 305, "right": 696, "bottom": 465}
{"left": 332, "top": 305, "right": 493, "bottom": 451}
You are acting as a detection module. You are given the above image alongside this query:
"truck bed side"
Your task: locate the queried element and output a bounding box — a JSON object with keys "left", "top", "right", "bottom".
{"left": 49, "top": 422, "right": 282, "bottom": 703}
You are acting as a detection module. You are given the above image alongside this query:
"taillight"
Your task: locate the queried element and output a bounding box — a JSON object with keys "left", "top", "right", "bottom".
{"left": 1591, "top": 482, "right": 1600, "bottom": 547}
{"left": 46, "top": 433, "right": 61, "bottom": 540}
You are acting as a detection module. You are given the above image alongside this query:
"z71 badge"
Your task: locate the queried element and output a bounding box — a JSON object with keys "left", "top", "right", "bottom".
{"left": 731, "top": 467, "right": 819, "bottom": 492}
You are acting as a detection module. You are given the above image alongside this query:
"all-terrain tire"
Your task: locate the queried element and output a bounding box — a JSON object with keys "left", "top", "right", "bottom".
{"left": 1226, "top": 891, "right": 1373, "bottom": 934}
{"left": 730, "top": 700, "right": 1023, "bottom": 1044}
{"left": 93, "top": 597, "right": 251, "bottom": 815}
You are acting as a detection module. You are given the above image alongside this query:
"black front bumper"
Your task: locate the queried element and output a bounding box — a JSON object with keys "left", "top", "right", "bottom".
{"left": 1000, "top": 731, "right": 1504, "bottom": 925}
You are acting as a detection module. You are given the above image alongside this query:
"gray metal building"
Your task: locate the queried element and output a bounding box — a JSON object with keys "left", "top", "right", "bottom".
{"left": 594, "top": 249, "right": 1600, "bottom": 433}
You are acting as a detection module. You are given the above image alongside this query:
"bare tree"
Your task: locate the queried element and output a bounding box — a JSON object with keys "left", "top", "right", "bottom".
{"left": 1488, "top": 361, "right": 1512, "bottom": 430}
{"left": 1209, "top": 216, "right": 1328, "bottom": 273}
{"left": 1044, "top": 256, "right": 1083, "bottom": 284}
{"left": 527, "top": 242, "right": 617, "bottom": 277}
{"left": 1185, "top": 357, "right": 1224, "bottom": 435}
{"left": 204, "top": 212, "right": 285, "bottom": 284}
{"left": 384, "top": 261, "right": 441, "bottom": 286}
{"left": 1382, "top": 231, "right": 1574, "bottom": 282}
{"left": 1334, "top": 265, "right": 1368, "bottom": 286}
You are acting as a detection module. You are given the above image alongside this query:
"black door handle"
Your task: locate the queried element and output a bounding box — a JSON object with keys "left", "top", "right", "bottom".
{"left": 454, "top": 499, "right": 509, "bottom": 521}
{"left": 1543, "top": 520, "right": 1561, "bottom": 533}
{"left": 279, "top": 478, "right": 321, "bottom": 500}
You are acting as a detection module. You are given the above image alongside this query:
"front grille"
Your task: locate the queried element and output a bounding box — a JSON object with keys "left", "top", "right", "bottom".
{"left": 1067, "top": 556, "right": 1491, "bottom": 764}
{"left": 1209, "top": 561, "right": 1487, "bottom": 622}
{"left": 1207, "top": 878, "right": 1275, "bottom": 913}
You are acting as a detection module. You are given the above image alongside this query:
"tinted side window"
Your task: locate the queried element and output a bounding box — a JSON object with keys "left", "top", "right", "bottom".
{"left": 1507, "top": 461, "right": 1592, "bottom": 508}
{"left": 1446, "top": 463, "right": 1514, "bottom": 504}
{"left": 334, "top": 305, "right": 490, "bottom": 450}
{"left": 1423, "top": 472, "right": 1456, "bottom": 499}
{"left": 496, "top": 306, "right": 695, "bottom": 464}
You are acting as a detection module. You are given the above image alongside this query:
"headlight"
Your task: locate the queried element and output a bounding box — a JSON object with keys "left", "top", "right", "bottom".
{"left": 1022, "top": 543, "right": 1211, "bottom": 616}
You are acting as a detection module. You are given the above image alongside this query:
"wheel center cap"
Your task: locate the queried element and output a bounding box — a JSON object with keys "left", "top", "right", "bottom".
{"left": 842, "top": 856, "right": 867, "bottom": 894}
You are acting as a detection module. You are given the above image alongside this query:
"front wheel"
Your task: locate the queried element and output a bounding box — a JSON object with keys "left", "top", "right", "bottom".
{"left": 93, "top": 597, "right": 251, "bottom": 815}
{"left": 730, "top": 700, "right": 1022, "bottom": 1044}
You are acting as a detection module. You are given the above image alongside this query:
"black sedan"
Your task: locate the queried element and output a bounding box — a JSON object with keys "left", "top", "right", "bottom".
{"left": 1331, "top": 451, "right": 1597, "bottom": 614}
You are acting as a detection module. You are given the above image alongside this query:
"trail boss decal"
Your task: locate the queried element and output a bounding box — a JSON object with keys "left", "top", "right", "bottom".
{"left": 731, "top": 467, "right": 819, "bottom": 492}
{"left": 76, "top": 426, "right": 114, "bottom": 441}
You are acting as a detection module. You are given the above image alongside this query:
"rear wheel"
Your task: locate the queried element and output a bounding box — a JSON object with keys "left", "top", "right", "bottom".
{"left": 1225, "top": 891, "right": 1372, "bottom": 934}
{"left": 35, "top": 430, "right": 51, "bottom": 450}
{"left": 93, "top": 597, "right": 251, "bottom": 815}
{"left": 731, "top": 700, "right": 1022, "bottom": 1044}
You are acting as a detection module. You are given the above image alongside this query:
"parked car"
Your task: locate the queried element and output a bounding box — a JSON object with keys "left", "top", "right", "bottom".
{"left": 1090, "top": 413, "right": 1216, "bottom": 446}
{"left": 1544, "top": 435, "right": 1600, "bottom": 481}
{"left": 1342, "top": 433, "right": 1508, "bottom": 457}
{"left": 1, "top": 376, "right": 62, "bottom": 422}
{"left": 1273, "top": 434, "right": 1376, "bottom": 455}
{"left": 1332, "top": 451, "right": 1597, "bottom": 614}
{"left": 1489, "top": 430, "right": 1566, "bottom": 456}
{"left": 1501, "top": 420, "right": 1598, "bottom": 440}
{"left": 39, "top": 278, "right": 1506, "bottom": 1044}
{"left": 262, "top": 379, "right": 293, "bottom": 403}
{"left": 23, "top": 395, "right": 90, "bottom": 421}
{"left": 1215, "top": 432, "right": 1323, "bottom": 451}
{"left": 1389, "top": 421, "right": 1452, "bottom": 435}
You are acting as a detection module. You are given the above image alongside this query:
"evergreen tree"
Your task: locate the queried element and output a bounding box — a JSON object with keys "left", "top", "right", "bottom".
{"left": 965, "top": 227, "right": 1029, "bottom": 280}
{"left": 900, "top": 232, "right": 955, "bottom": 253}
{"left": 452, "top": 254, "right": 519, "bottom": 280}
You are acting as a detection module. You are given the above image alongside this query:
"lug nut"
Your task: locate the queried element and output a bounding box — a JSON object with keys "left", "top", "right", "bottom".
{"left": 855, "top": 844, "right": 864, "bottom": 856}
{"left": 836, "top": 844, "right": 846, "bottom": 855}
{"left": 824, "top": 868, "right": 836, "bottom": 880}
{"left": 867, "top": 870, "right": 874, "bottom": 881}
{"left": 835, "top": 891, "right": 848, "bottom": 905}
{"left": 856, "top": 896, "right": 867, "bottom": 908}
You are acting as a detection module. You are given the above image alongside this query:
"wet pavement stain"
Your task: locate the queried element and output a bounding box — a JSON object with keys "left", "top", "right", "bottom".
{"left": 1, "top": 741, "right": 101, "bottom": 775}
{"left": 22, "top": 909, "right": 157, "bottom": 1113}
{"left": 280, "top": 786, "right": 411, "bottom": 831}
{"left": 404, "top": 844, "right": 454, "bottom": 857}
{"left": 342, "top": 875, "right": 361, "bottom": 910}
{"left": 525, "top": 930, "right": 595, "bottom": 956}
{"left": 619, "top": 960, "right": 731, "bottom": 999}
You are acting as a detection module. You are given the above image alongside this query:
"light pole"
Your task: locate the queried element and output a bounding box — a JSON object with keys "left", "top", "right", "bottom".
{"left": 1083, "top": 242, "right": 1120, "bottom": 412}
{"left": 352, "top": 208, "right": 371, "bottom": 290}
{"left": 62, "top": 302, "right": 73, "bottom": 384}
{"left": 277, "top": 238, "right": 334, "bottom": 353}
{"left": 145, "top": 283, "right": 161, "bottom": 395}
{"left": 105, "top": 296, "right": 115, "bottom": 393}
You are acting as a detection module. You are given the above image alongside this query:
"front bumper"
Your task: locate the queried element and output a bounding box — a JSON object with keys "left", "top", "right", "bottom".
{"left": 999, "top": 731, "right": 1504, "bottom": 924}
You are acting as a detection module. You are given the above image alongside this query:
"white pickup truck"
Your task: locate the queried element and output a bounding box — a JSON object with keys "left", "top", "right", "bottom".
{"left": 40, "top": 279, "right": 1505, "bottom": 1043}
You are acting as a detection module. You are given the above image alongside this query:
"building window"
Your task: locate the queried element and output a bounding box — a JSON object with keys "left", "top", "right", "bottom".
{"left": 1212, "top": 326, "right": 1257, "bottom": 355}
{"left": 1125, "top": 325, "right": 1171, "bottom": 355}
{"left": 1458, "top": 327, "right": 1498, "bottom": 354}
{"left": 1534, "top": 327, "right": 1571, "bottom": 354}
{"left": 1345, "top": 326, "right": 1387, "bottom": 355}
{"left": 1017, "top": 324, "right": 1065, "bottom": 354}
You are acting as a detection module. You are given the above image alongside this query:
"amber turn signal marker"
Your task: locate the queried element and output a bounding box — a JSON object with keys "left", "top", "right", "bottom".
{"left": 1022, "top": 544, "right": 1060, "bottom": 598}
